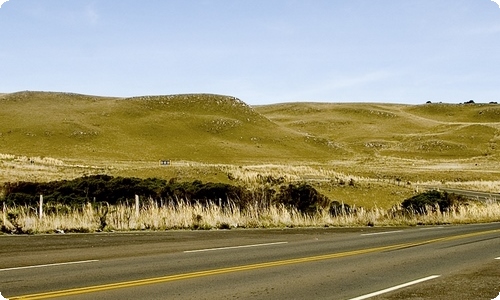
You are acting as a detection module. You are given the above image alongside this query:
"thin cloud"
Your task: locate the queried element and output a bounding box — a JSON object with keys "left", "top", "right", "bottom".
{"left": 466, "top": 24, "right": 500, "bottom": 35}
{"left": 0, "top": 0, "right": 9, "bottom": 9}
{"left": 326, "top": 71, "right": 393, "bottom": 90}
{"left": 277, "top": 70, "right": 395, "bottom": 102}
{"left": 86, "top": 7, "right": 98, "bottom": 24}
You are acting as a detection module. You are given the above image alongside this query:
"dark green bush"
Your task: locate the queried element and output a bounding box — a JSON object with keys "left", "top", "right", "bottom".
{"left": 159, "top": 180, "right": 250, "bottom": 207}
{"left": 4, "top": 193, "right": 37, "bottom": 206}
{"left": 1, "top": 176, "right": 338, "bottom": 215}
{"left": 329, "top": 201, "right": 352, "bottom": 216}
{"left": 401, "top": 190, "right": 469, "bottom": 214}
{"left": 274, "top": 183, "right": 330, "bottom": 214}
{"left": 1, "top": 175, "right": 169, "bottom": 206}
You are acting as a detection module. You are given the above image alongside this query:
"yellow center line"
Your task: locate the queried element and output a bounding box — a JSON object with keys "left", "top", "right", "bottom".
{"left": 10, "top": 228, "right": 500, "bottom": 300}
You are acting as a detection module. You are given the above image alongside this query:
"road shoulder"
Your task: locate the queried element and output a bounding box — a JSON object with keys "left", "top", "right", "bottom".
{"left": 371, "top": 260, "right": 500, "bottom": 300}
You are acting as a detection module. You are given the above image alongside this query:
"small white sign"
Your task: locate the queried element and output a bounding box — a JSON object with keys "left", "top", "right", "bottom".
{"left": 492, "top": 292, "right": 500, "bottom": 300}
{"left": 159, "top": 159, "right": 171, "bottom": 166}
{"left": 0, "top": 292, "right": 9, "bottom": 300}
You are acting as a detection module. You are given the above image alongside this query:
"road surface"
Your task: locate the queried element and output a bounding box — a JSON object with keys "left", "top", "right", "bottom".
{"left": 421, "top": 186, "right": 500, "bottom": 202}
{"left": 1, "top": 224, "right": 499, "bottom": 299}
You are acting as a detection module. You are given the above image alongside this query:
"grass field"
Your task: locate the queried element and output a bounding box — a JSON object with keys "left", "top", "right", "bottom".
{"left": 1, "top": 91, "right": 500, "bottom": 211}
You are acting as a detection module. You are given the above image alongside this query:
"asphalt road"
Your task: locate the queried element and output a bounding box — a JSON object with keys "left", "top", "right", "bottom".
{"left": 1, "top": 224, "right": 499, "bottom": 300}
{"left": 421, "top": 186, "right": 500, "bottom": 202}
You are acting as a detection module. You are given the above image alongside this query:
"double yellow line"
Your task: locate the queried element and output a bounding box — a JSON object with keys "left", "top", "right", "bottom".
{"left": 10, "top": 228, "right": 500, "bottom": 299}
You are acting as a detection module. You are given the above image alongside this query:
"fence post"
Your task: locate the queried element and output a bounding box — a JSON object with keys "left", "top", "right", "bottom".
{"left": 135, "top": 195, "right": 140, "bottom": 218}
{"left": 39, "top": 195, "right": 44, "bottom": 220}
{"left": 2, "top": 201, "right": 6, "bottom": 225}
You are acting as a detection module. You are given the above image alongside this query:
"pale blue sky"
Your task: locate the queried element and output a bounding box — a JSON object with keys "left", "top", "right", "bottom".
{"left": 1, "top": 0, "right": 499, "bottom": 105}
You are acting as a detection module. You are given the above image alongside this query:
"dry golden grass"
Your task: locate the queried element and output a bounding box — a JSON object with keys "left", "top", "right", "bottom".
{"left": 442, "top": 181, "right": 500, "bottom": 193}
{"left": 2, "top": 200, "right": 499, "bottom": 234}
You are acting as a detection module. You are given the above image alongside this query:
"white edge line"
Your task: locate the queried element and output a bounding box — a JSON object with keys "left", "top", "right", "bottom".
{"left": 418, "top": 226, "right": 445, "bottom": 230}
{"left": 184, "top": 241, "right": 288, "bottom": 253}
{"left": 0, "top": 260, "right": 99, "bottom": 272}
{"left": 361, "top": 230, "right": 403, "bottom": 236}
{"left": 347, "top": 275, "right": 441, "bottom": 300}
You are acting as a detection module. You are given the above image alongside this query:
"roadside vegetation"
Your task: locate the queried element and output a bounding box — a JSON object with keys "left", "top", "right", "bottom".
{"left": 1, "top": 176, "right": 499, "bottom": 234}
{"left": 3, "top": 200, "right": 500, "bottom": 234}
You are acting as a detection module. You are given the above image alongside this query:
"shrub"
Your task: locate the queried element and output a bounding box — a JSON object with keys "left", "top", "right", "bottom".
{"left": 0, "top": 176, "right": 335, "bottom": 216}
{"left": 274, "top": 183, "right": 330, "bottom": 214}
{"left": 4, "top": 192, "right": 37, "bottom": 206}
{"left": 329, "top": 201, "right": 352, "bottom": 216}
{"left": 160, "top": 180, "right": 250, "bottom": 207}
{"left": 401, "top": 190, "right": 470, "bottom": 214}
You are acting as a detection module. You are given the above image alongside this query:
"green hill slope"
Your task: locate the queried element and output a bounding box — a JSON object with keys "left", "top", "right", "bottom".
{"left": 1, "top": 92, "right": 499, "bottom": 165}
{"left": 0, "top": 92, "right": 339, "bottom": 163}
{"left": 255, "top": 102, "right": 500, "bottom": 160}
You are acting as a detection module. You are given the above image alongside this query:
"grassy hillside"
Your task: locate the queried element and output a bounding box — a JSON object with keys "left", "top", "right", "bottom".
{"left": 3, "top": 92, "right": 498, "bottom": 164}
{"left": 0, "top": 91, "right": 342, "bottom": 163}
{"left": 255, "top": 102, "right": 500, "bottom": 160}
{"left": 2, "top": 91, "right": 499, "bottom": 166}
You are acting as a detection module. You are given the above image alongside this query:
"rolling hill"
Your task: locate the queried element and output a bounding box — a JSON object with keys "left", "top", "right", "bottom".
{"left": 1, "top": 91, "right": 499, "bottom": 164}
{"left": 255, "top": 102, "right": 500, "bottom": 160}
{"left": 0, "top": 91, "right": 340, "bottom": 163}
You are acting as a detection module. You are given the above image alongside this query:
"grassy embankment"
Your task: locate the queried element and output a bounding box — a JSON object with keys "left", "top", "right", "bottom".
{"left": 1, "top": 91, "right": 500, "bottom": 232}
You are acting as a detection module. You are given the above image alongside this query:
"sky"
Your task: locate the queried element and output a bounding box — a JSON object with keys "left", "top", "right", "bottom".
{"left": 1, "top": 0, "right": 500, "bottom": 105}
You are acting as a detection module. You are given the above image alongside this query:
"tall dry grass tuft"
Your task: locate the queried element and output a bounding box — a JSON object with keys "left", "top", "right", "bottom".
{"left": 1, "top": 201, "right": 499, "bottom": 234}
{"left": 444, "top": 181, "right": 500, "bottom": 193}
{"left": 0, "top": 153, "right": 64, "bottom": 166}
{"left": 221, "top": 164, "right": 363, "bottom": 187}
{"left": 1, "top": 203, "right": 99, "bottom": 233}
